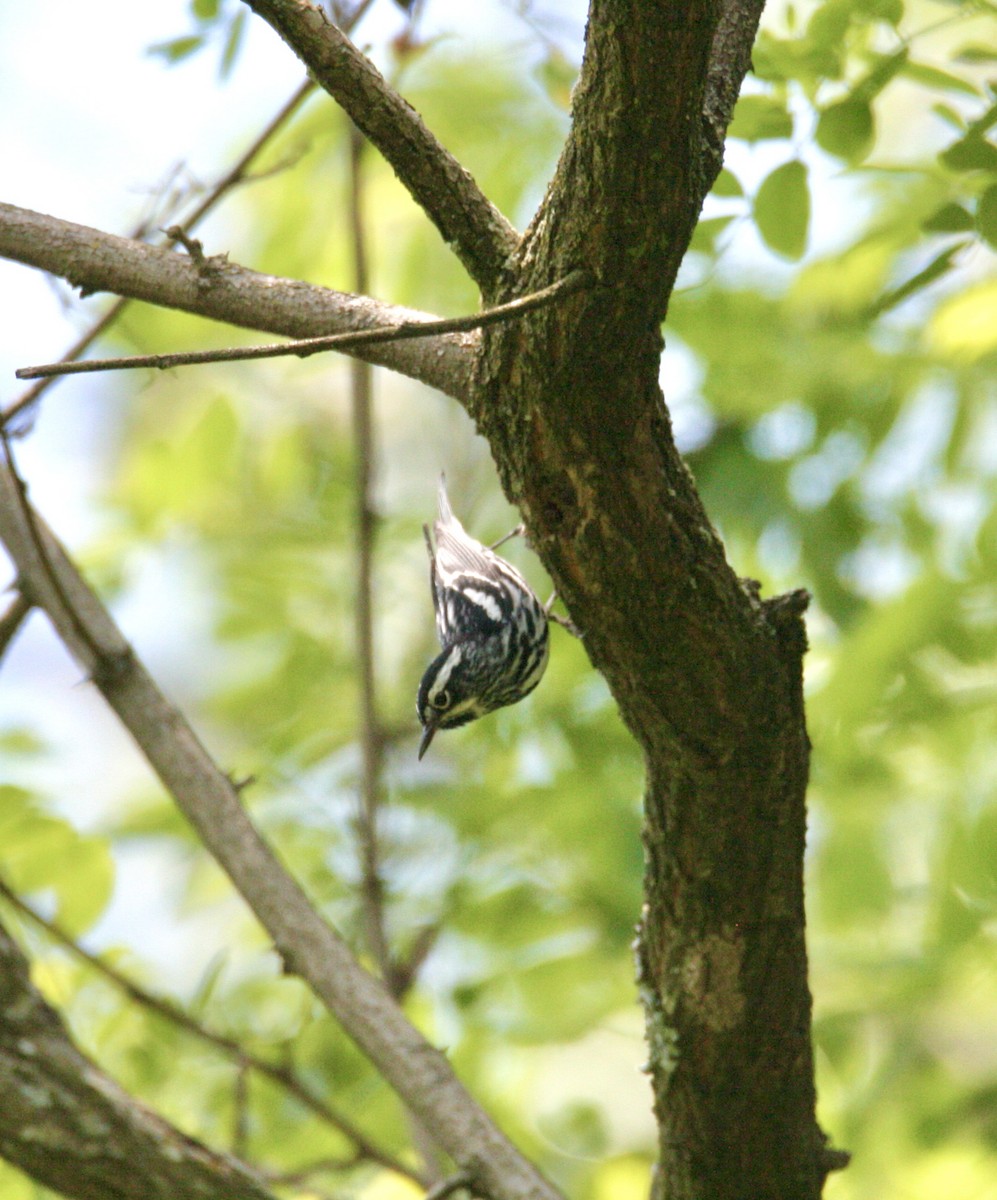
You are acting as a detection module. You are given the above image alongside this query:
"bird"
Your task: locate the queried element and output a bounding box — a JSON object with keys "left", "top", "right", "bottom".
{"left": 416, "top": 475, "right": 550, "bottom": 759}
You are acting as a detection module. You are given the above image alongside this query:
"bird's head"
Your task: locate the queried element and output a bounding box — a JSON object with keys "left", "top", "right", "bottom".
{"left": 416, "top": 642, "right": 494, "bottom": 759}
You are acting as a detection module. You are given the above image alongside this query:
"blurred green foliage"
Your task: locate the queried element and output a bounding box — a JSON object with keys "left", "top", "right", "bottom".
{"left": 2, "top": 1, "right": 997, "bottom": 1199}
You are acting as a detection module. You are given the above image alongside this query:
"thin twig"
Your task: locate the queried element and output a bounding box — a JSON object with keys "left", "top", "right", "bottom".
{"left": 346, "top": 120, "right": 447, "bottom": 1186}
{"left": 0, "top": 201, "right": 475, "bottom": 402}
{"left": 14, "top": 269, "right": 591, "bottom": 382}
{"left": 425, "top": 1172, "right": 475, "bottom": 1200}
{"left": 0, "top": 877, "right": 424, "bottom": 1184}
{"left": 262, "top": 1153, "right": 363, "bottom": 1185}
{"left": 2, "top": 79, "right": 317, "bottom": 430}
{"left": 179, "top": 78, "right": 317, "bottom": 233}
{"left": 234, "top": 1057, "right": 251, "bottom": 1159}
{"left": 347, "top": 122, "right": 393, "bottom": 991}
{"left": 0, "top": 588, "right": 32, "bottom": 662}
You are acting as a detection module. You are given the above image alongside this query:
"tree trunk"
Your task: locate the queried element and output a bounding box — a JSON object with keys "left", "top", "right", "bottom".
{"left": 469, "top": 1, "right": 832, "bottom": 1195}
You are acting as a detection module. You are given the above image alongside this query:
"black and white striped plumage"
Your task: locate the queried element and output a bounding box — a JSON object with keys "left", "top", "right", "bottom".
{"left": 416, "top": 476, "right": 549, "bottom": 759}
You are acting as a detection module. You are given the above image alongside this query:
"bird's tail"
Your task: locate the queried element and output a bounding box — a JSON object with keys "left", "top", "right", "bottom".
{"left": 437, "top": 472, "right": 456, "bottom": 527}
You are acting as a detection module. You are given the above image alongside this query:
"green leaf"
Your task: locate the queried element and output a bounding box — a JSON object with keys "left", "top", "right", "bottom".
{"left": 816, "top": 97, "right": 875, "bottom": 162}
{"left": 931, "top": 103, "right": 965, "bottom": 132}
{"left": 0, "top": 786, "right": 114, "bottom": 935}
{"left": 747, "top": 25, "right": 847, "bottom": 85}
{"left": 220, "top": 10, "right": 246, "bottom": 79}
{"left": 855, "top": 49, "right": 909, "bottom": 101}
{"left": 903, "top": 61, "right": 981, "bottom": 97}
{"left": 807, "top": 0, "right": 853, "bottom": 51}
{"left": 712, "top": 168, "right": 744, "bottom": 198}
{"left": 922, "top": 202, "right": 975, "bottom": 233}
{"left": 976, "top": 184, "right": 997, "bottom": 249}
{"left": 728, "top": 94, "right": 793, "bottom": 142}
{"left": 147, "top": 35, "right": 204, "bottom": 65}
{"left": 753, "top": 160, "right": 810, "bottom": 260}
{"left": 690, "top": 215, "right": 735, "bottom": 254}
{"left": 955, "top": 45, "right": 997, "bottom": 64}
{"left": 940, "top": 133, "right": 997, "bottom": 173}
{"left": 58, "top": 840, "right": 116, "bottom": 934}
{"left": 0, "top": 728, "right": 48, "bottom": 755}
{"left": 537, "top": 1102, "right": 611, "bottom": 1158}
{"left": 192, "top": 0, "right": 221, "bottom": 19}
{"left": 855, "top": 0, "right": 904, "bottom": 23}
{"left": 814, "top": 816, "right": 894, "bottom": 925}
{"left": 869, "top": 241, "right": 967, "bottom": 316}
{"left": 535, "top": 47, "right": 577, "bottom": 112}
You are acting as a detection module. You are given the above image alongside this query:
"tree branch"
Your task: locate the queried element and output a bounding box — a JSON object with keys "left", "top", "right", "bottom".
{"left": 12, "top": 269, "right": 589, "bottom": 386}
{"left": 0, "top": 588, "right": 31, "bottom": 662}
{"left": 0, "top": 878, "right": 421, "bottom": 1184}
{"left": 0, "top": 458, "right": 563, "bottom": 1200}
{"left": 0, "top": 917, "right": 279, "bottom": 1200}
{"left": 242, "top": 0, "right": 519, "bottom": 291}
{"left": 0, "top": 202, "right": 475, "bottom": 403}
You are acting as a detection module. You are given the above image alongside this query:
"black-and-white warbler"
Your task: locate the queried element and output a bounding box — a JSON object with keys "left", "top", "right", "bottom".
{"left": 416, "top": 475, "right": 550, "bottom": 759}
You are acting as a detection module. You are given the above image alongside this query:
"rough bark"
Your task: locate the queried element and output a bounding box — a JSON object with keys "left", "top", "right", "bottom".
{"left": 0, "top": 920, "right": 277, "bottom": 1200}
{"left": 472, "top": 1, "right": 832, "bottom": 1196}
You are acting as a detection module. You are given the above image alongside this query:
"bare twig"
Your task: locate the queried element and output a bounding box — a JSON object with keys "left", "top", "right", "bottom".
{"left": 0, "top": 461, "right": 564, "bottom": 1200}
{"left": 0, "top": 876, "right": 424, "bottom": 1184}
{"left": 390, "top": 923, "right": 443, "bottom": 1000}
{"left": 178, "top": 79, "right": 317, "bottom": 233}
{"left": 242, "top": 0, "right": 518, "bottom": 291}
{"left": 425, "top": 1172, "right": 475, "bottom": 1200}
{"left": 262, "top": 1154, "right": 364, "bottom": 1186}
{"left": 13, "top": 269, "right": 589, "bottom": 385}
{"left": 0, "top": 588, "right": 32, "bottom": 662}
{"left": 347, "top": 123, "right": 394, "bottom": 993}
{"left": 233, "top": 1059, "right": 250, "bottom": 1159}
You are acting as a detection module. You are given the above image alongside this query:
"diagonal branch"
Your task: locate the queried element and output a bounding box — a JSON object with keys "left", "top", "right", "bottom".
{"left": 0, "top": 457, "right": 563, "bottom": 1200}
{"left": 0, "top": 202, "right": 475, "bottom": 404}
{"left": 0, "top": 589, "right": 31, "bottom": 662}
{"left": 0, "top": 917, "right": 279, "bottom": 1200}
{"left": 0, "top": 878, "right": 421, "bottom": 1184}
{"left": 242, "top": 0, "right": 519, "bottom": 291}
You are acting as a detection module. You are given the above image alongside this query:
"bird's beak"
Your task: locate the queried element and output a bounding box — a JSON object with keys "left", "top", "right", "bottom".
{"left": 418, "top": 722, "right": 437, "bottom": 761}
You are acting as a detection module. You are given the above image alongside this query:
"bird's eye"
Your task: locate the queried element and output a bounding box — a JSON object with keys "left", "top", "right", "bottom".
{"left": 431, "top": 689, "right": 450, "bottom": 710}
